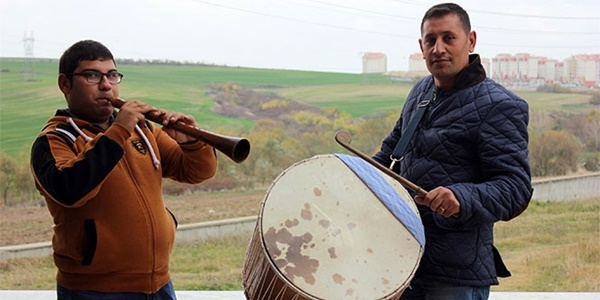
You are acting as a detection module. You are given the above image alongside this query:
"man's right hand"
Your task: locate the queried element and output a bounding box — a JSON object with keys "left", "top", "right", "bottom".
{"left": 113, "top": 100, "right": 157, "bottom": 133}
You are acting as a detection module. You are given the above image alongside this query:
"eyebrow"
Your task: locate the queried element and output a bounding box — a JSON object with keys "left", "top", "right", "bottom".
{"left": 423, "top": 30, "right": 457, "bottom": 38}
{"left": 78, "top": 68, "right": 118, "bottom": 73}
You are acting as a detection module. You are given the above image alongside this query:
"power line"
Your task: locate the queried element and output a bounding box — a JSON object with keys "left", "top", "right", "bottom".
{"left": 191, "top": 0, "right": 599, "bottom": 37}
{"left": 302, "top": 0, "right": 416, "bottom": 21}
{"left": 190, "top": 0, "right": 600, "bottom": 46}
{"left": 479, "top": 26, "right": 600, "bottom": 35}
{"left": 189, "top": 0, "right": 415, "bottom": 38}
{"left": 469, "top": 8, "right": 600, "bottom": 20}
{"left": 390, "top": 0, "right": 600, "bottom": 20}
{"left": 483, "top": 42, "right": 599, "bottom": 50}
{"left": 302, "top": 0, "right": 600, "bottom": 35}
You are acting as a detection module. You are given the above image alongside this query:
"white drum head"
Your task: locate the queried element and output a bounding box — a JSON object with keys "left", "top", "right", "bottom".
{"left": 259, "top": 154, "right": 423, "bottom": 299}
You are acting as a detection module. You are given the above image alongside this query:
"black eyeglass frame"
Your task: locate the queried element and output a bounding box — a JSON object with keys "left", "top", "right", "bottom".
{"left": 71, "top": 70, "right": 124, "bottom": 84}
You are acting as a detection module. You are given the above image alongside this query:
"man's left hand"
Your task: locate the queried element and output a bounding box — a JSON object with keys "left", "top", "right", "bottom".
{"left": 414, "top": 186, "right": 460, "bottom": 218}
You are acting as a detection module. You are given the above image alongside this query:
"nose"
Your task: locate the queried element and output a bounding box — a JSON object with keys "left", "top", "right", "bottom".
{"left": 98, "top": 75, "right": 113, "bottom": 90}
{"left": 432, "top": 39, "right": 445, "bottom": 55}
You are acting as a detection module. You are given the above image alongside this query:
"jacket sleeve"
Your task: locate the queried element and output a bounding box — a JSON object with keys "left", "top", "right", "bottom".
{"left": 448, "top": 94, "right": 533, "bottom": 225}
{"left": 152, "top": 125, "right": 218, "bottom": 184}
{"left": 30, "top": 124, "right": 130, "bottom": 207}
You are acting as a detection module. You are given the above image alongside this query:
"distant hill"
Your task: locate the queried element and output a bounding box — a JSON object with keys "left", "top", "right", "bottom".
{"left": 0, "top": 58, "right": 593, "bottom": 158}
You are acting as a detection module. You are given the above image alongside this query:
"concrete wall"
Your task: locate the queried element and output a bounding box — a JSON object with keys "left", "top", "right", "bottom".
{"left": 176, "top": 216, "right": 257, "bottom": 243}
{"left": 531, "top": 172, "right": 599, "bottom": 202}
{"left": 0, "top": 217, "right": 259, "bottom": 262}
{"left": 1, "top": 172, "right": 598, "bottom": 261}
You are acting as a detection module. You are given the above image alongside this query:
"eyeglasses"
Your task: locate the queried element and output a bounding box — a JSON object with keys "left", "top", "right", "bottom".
{"left": 72, "top": 70, "right": 123, "bottom": 84}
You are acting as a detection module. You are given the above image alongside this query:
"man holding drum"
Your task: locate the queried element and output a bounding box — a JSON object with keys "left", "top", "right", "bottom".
{"left": 30, "top": 40, "right": 218, "bottom": 299}
{"left": 373, "top": 3, "right": 532, "bottom": 299}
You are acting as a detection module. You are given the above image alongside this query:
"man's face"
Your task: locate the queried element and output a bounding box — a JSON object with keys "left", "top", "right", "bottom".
{"left": 419, "top": 13, "right": 476, "bottom": 89}
{"left": 58, "top": 59, "right": 119, "bottom": 124}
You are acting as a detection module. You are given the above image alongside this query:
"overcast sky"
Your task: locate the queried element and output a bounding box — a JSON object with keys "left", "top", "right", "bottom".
{"left": 1, "top": 0, "right": 598, "bottom": 73}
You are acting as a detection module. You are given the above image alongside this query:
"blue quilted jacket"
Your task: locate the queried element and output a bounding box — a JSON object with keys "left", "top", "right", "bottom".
{"left": 373, "top": 55, "right": 532, "bottom": 286}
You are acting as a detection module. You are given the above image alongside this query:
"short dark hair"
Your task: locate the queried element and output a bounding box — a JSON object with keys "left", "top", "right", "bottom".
{"left": 59, "top": 40, "right": 115, "bottom": 76}
{"left": 420, "top": 3, "right": 471, "bottom": 35}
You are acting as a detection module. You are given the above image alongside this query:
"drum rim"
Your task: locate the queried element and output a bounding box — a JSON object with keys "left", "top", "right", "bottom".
{"left": 254, "top": 154, "right": 424, "bottom": 299}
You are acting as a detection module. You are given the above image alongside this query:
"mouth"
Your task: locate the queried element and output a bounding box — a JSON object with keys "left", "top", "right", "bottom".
{"left": 431, "top": 57, "right": 450, "bottom": 65}
{"left": 97, "top": 97, "right": 113, "bottom": 105}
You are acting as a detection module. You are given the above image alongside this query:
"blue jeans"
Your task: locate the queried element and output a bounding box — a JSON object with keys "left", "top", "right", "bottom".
{"left": 57, "top": 280, "right": 176, "bottom": 300}
{"left": 400, "top": 278, "right": 490, "bottom": 300}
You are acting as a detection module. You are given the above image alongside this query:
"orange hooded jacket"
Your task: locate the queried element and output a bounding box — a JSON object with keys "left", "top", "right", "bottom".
{"left": 30, "top": 110, "right": 218, "bottom": 293}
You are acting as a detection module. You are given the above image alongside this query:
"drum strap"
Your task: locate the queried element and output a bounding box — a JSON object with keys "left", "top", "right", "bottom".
{"left": 389, "top": 83, "right": 436, "bottom": 170}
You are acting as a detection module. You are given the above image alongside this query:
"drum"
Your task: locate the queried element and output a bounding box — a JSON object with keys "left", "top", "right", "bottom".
{"left": 242, "top": 154, "right": 425, "bottom": 300}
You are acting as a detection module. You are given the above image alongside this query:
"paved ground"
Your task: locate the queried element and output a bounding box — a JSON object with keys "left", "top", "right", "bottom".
{"left": 1, "top": 291, "right": 599, "bottom": 300}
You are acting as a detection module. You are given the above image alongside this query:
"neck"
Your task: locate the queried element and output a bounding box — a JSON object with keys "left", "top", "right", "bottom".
{"left": 98, "top": 121, "right": 110, "bottom": 130}
{"left": 434, "top": 77, "right": 456, "bottom": 90}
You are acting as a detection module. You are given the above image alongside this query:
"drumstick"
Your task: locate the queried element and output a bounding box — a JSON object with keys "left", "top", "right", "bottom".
{"left": 334, "top": 130, "right": 428, "bottom": 196}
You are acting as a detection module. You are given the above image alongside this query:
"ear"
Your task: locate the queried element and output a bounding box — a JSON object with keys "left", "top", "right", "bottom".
{"left": 468, "top": 30, "right": 477, "bottom": 53}
{"left": 418, "top": 39, "right": 425, "bottom": 59}
{"left": 58, "top": 74, "right": 71, "bottom": 95}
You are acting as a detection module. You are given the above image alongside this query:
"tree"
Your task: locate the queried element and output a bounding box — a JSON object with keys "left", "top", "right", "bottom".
{"left": 354, "top": 111, "right": 399, "bottom": 155}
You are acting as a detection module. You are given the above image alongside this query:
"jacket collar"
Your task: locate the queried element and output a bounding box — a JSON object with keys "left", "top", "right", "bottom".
{"left": 452, "top": 54, "right": 487, "bottom": 90}
{"left": 55, "top": 109, "right": 115, "bottom": 131}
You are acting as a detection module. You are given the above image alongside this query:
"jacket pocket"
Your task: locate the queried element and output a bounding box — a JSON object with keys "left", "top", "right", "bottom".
{"left": 82, "top": 219, "right": 97, "bottom": 266}
{"left": 166, "top": 207, "right": 178, "bottom": 228}
{"left": 427, "top": 227, "right": 479, "bottom": 267}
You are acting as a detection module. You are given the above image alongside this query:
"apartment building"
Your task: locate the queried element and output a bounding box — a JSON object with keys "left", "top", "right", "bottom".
{"left": 563, "top": 54, "right": 600, "bottom": 87}
{"left": 407, "top": 52, "right": 599, "bottom": 87}
{"left": 490, "top": 53, "right": 598, "bottom": 87}
{"left": 362, "top": 52, "right": 387, "bottom": 74}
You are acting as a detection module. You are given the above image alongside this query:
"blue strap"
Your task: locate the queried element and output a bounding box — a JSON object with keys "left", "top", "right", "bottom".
{"left": 334, "top": 153, "right": 425, "bottom": 248}
{"left": 390, "top": 84, "right": 435, "bottom": 161}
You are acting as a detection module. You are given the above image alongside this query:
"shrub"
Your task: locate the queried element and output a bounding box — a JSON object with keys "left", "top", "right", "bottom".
{"left": 0, "top": 153, "right": 35, "bottom": 206}
{"left": 583, "top": 155, "right": 600, "bottom": 172}
{"left": 529, "top": 130, "right": 582, "bottom": 177}
{"left": 590, "top": 92, "right": 600, "bottom": 106}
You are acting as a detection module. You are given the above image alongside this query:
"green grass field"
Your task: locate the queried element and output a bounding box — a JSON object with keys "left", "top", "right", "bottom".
{"left": 0, "top": 58, "right": 396, "bottom": 157}
{"left": 0, "top": 58, "right": 594, "bottom": 158}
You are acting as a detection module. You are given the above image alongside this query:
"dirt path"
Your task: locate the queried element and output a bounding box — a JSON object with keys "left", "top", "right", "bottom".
{"left": 0, "top": 190, "right": 265, "bottom": 247}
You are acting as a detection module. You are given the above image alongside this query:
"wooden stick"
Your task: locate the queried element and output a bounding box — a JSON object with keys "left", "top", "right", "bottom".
{"left": 334, "top": 130, "right": 428, "bottom": 196}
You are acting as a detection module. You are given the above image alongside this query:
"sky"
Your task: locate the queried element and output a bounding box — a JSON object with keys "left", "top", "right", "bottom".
{"left": 1, "top": 0, "right": 598, "bottom": 73}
